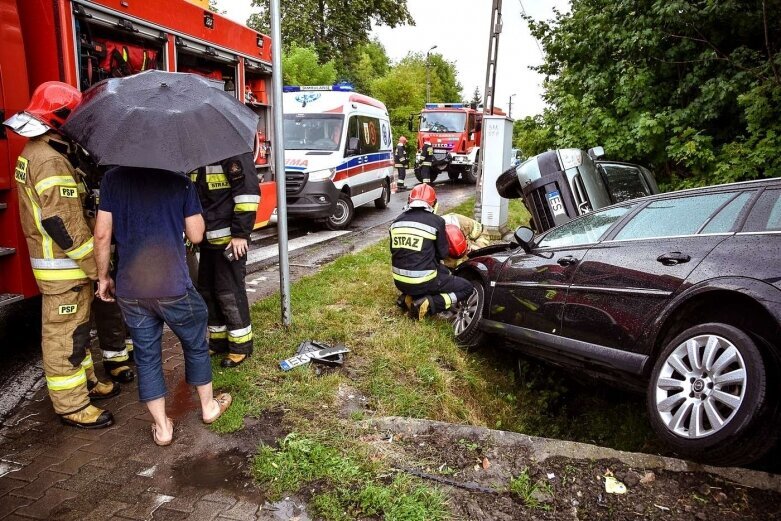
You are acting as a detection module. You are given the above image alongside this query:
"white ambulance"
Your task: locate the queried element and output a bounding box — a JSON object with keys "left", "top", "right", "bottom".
{"left": 282, "top": 84, "right": 395, "bottom": 229}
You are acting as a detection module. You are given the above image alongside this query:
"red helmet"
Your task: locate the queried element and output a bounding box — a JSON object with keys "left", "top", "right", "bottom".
{"left": 446, "top": 224, "right": 468, "bottom": 258}
{"left": 25, "top": 81, "right": 82, "bottom": 130}
{"left": 408, "top": 183, "right": 437, "bottom": 211}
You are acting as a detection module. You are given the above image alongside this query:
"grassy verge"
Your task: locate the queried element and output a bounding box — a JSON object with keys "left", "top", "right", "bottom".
{"left": 210, "top": 197, "right": 653, "bottom": 519}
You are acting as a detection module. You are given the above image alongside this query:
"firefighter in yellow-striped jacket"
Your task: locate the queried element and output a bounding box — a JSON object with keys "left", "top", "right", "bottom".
{"left": 191, "top": 153, "right": 259, "bottom": 368}
{"left": 3, "top": 82, "right": 118, "bottom": 428}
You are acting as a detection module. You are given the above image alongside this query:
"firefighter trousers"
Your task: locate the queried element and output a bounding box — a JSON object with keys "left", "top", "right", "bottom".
{"left": 41, "top": 284, "right": 99, "bottom": 415}
{"left": 396, "top": 166, "right": 406, "bottom": 186}
{"left": 197, "top": 248, "right": 253, "bottom": 355}
{"left": 395, "top": 271, "right": 474, "bottom": 315}
{"left": 420, "top": 165, "right": 432, "bottom": 183}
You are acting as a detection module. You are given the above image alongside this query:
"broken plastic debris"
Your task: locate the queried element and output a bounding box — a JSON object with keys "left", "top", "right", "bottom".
{"left": 547, "top": 472, "right": 555, "bottom": 480}
{"left": 279, "top": 340, "right": 350, "bottom": 371}
{"left": 604, "top": 476, "right": 627, "bottom": 494}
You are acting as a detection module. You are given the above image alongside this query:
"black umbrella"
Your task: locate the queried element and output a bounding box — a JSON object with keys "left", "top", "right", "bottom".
{"left": 62, "top": 70, "right": 259, "bottom": 174}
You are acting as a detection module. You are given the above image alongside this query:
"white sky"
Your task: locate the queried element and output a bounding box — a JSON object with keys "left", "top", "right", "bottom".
{"left": 213, "top": 0, "right": 569, "bottom": 118}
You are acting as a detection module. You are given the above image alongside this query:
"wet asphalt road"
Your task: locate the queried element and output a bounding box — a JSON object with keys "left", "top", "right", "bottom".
{"left": 0, "top": 176, "right": 475, "bottom": 420}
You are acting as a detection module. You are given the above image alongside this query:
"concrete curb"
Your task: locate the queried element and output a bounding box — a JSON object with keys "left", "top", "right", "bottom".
{"left": 366, "top": 416, "right": 781, "bottom": 493}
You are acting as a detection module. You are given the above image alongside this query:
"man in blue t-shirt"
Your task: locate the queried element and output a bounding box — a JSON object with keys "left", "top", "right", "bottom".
{"left": 94, "top": 167, "right": 232, "bottom": 446}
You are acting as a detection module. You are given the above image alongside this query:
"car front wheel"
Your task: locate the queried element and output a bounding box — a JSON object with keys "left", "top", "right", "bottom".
{"left": 647, "top": 322, "right": 778, "bottom": 466}
{"left": 453, "top": 279, "right": 486, "bottom": 348}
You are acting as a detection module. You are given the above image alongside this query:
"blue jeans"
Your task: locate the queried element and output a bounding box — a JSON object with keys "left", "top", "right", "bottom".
{"left": 117, "top": 286, "right": 211, "bottom": 402}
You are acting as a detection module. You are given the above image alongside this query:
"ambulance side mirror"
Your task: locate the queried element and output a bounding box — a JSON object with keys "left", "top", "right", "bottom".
{"left": 346, "top": 137, "right": 359, "bottom": 156}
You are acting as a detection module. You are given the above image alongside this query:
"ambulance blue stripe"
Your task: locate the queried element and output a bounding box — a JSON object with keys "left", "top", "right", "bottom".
{"left": 335, "top": 152, "right": 393, "bottom": 172}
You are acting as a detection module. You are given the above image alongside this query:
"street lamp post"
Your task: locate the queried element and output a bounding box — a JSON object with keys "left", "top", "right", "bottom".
{"left": 425, "top": 45, "right": 438, "bottom": 103}
{"left": 508, "top": 93, "right": 516, "bottom": 119}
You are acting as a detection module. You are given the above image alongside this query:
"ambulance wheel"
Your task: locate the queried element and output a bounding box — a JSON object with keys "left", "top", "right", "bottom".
{"left": 375, "top": 180, "right": 390, "bottom": 209}
{"left": 324, "top": 193, "right": 354, "bottom": 230}
{"left": 463, "top": 156, "right": 479, "bottom": 184}
{"left": 447, "top": 170, "right": 460, "bottom": 181}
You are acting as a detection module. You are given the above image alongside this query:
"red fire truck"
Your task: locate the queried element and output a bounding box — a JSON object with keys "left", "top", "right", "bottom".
{"left": 0, "top": 0, "right": 277, "bottom": 319}
{"left": 409, "top": 103, "right": 505, "bottom": 184}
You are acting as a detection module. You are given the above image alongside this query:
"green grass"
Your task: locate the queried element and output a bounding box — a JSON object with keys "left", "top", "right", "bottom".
{"left": 210, "top": 197, "right": 654, "bottom": 518}
{"left": 509, "top": 468, "right": 553, "bottom": 510}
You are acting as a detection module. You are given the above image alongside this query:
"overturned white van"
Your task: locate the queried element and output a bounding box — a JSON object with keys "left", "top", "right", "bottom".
{"left": 283, "top": 84, "right": 395, "bottom": 229}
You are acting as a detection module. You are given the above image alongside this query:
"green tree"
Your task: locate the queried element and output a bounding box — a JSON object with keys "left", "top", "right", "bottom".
{"left": 513, "top": 115, "right": 556, "bottom": 157}
{"left": 207, "top": 0, "right": 225, "bottom": 14}
{"left": 470, "top": 86, "right": 482, "bottom": 105}
{"left": 528, "top": 0, "right": 781, "bottom": 189}
{"left": 344, "top": 40, "right": 391, "bottom": 93}
{"left": 282, "top": 45, "right": 337, "bottom": 85}
{"left": 247, "top": 0, "right": 413, "bottom": 65}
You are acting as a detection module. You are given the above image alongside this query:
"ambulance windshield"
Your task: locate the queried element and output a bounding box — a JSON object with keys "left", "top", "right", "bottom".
{"left": 420, "top": 111, "right": 466, "bottom": 133}
{"left": 284, "top": 114, "right": 345, "bottom": 151}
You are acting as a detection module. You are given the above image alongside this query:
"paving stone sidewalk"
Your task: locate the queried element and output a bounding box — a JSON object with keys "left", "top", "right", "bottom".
{"left": 0, "top": 332, "right": 284, "bottom": 521}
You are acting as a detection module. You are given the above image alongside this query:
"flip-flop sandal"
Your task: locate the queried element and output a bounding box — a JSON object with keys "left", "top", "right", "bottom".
{"left": 152, "top": 417, "right": 174, "bottom": 446}
{"left": 203, "top": 393, "right": 232, "bottom": 424}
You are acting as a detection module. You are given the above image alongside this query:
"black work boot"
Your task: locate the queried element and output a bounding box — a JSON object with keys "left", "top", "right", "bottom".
{"left": 410, "top": 296, "right": 433, "bottom": 321}
{"left": 61, "top": 405, "right": 114, "bottom": 429}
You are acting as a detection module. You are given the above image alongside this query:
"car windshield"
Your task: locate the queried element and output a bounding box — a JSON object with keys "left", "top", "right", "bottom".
{"left": 283, "top": 114, "right": 344, "bottom": 151}
{"left": 599, "top": 164, "right": 653, "bottom": 203}
{"left": 420, "top": 111, "right": 466, "bottom": 133}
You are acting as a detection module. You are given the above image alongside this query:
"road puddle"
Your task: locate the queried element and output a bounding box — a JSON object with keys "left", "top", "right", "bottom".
{"left": 171, "top": 448, "right": 261, "bottom": 500}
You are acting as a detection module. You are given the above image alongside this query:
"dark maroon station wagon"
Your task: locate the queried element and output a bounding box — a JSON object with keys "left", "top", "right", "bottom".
{"left": 453, "top": 178, "right": 781, "bottom": 466}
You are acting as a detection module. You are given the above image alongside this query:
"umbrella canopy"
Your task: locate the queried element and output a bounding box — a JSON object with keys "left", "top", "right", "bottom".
{"left": 62, "top": 70, "right": 259, "bottom": 174}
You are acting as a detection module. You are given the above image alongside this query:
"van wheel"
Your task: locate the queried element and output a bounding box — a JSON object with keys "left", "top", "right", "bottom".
{"left": 374, "top": 180, "right": 390, "bottom": 209}
{"left": 324, "top": 193, "right": 354, "bottom": 230}
{"left": 463, "top": 156, "right": 479, "bottom": 184}
{"left": 647, "top": 323, "right": 778, "bottom": 466}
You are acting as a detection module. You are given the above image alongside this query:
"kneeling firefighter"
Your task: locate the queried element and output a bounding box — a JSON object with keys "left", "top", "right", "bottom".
{"left": 389, "top": 184, "right": 474, "bottom": 319}
{"left": 3, "top": 82, "right": 119, "bottom": 428}
{"left": 192, "top": 153, "right": 259, "bottom": 368}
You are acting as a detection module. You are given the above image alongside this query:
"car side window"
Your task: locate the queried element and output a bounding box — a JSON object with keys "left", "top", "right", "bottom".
{"left": 537, "top": 205, "right": 634, "bottom": 249}
{"left": 742, "top": 189, "right": 781, "bottom": 232}
{"left": 700, "top": 191, "right": 754, "bottom": 234}
{"left": 615, "top": 192, "right": 735, "bottom": 240}
{"left": 344, "top": 116, "right": 359, "bottom": 156}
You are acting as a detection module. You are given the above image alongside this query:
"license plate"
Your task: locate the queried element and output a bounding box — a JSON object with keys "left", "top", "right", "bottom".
{"left": 547, "top": 191, "right": 566, "bottom": 217}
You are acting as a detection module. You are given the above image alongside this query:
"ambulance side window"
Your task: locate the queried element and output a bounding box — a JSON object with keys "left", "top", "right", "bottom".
{"left": 358, "top": 116, "right": 381, "bottom": 155}
{"left": 345, "top": 116, "right": 359, "bottom": 157}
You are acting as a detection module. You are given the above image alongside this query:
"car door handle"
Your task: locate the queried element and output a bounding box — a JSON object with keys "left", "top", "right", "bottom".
{"left": 656, "top": 252, "right": 691, "bottom": 266}
{"left": 557, "top": 255, "right": 578, "bottom": 267}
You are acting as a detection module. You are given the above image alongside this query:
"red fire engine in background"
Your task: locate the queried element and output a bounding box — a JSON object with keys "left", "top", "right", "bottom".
{"left": 0, "top": 0, "right": 278, "bottom": 316}
{"left": 409, "top": 103, "right": 505, "bottom": 185}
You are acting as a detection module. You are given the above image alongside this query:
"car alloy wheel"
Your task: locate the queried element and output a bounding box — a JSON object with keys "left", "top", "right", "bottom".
{"left": 654, "top": 334, "right": 746, "bottom": 439}
{"left": 453, "top": 288, "right": 479, "bottom": 336}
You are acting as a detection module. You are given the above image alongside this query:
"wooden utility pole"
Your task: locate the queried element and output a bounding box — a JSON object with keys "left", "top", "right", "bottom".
{"left": 474, "top": 0, "right": 502, "bottom": 221}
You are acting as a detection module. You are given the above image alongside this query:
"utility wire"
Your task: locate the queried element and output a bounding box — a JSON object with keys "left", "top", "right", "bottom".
{"left": 517, "top": 0, "right": 545, "bottom": 58}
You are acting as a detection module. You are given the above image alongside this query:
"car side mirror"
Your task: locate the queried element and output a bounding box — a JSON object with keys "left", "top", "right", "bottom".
{"left": 514, "top": 226, "right": 534, "bottom": 252}
{"left": 346, "top": 136, "right": 359, "bottom": 156}
{"left": 587, "top": 146, "right": 605, "bottom": 160}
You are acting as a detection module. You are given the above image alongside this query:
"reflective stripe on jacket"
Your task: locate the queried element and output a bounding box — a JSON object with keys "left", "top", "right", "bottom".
{"left": 15, "top": 136, "right": 97, "bottom": 294}
{"left": 191, "top": 153, "right": 260, "bottom": 249}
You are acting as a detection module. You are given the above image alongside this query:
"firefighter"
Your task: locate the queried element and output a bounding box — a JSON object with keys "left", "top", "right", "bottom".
{"left": 441, "top": 213, "right": 493, "bottom": 269}
{"left": 394, "top": 136, "right": 409, "bottom": 192}
{"left": 419, "top": 140, "right": 434, "bottom": 184}
{"left": 3, "top": 82, "right": 118, "bottom": 428}
{"left": 192, "top": 153, "right": 259, "bottom": 367}
{"left": 390, "top": 184, "right": 474, "bottom": 320}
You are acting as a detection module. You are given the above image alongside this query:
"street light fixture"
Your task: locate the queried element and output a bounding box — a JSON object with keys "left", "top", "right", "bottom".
{"left": 508, "top": 93, "right": 516, "bottom": 119}
{"left": 426, "top": 45, "right": 438, "bottom": 103}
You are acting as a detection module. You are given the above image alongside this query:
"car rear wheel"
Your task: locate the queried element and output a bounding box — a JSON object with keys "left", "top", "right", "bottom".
{"left": 453, "top": 279, "right": 486, "bottom": 348}
{"left": 374, "top": 180, "right": 390, "bottom": 209}
{"left": 323, "top": 192, "right": 354, "bottom": 230}
{"left": 647, "top": 322, "right": 778, "bottom": 466}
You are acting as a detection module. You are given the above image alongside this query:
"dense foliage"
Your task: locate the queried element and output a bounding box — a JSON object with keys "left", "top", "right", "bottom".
{"left": 519, "top": 0, "right": 781, "bottom": 189}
